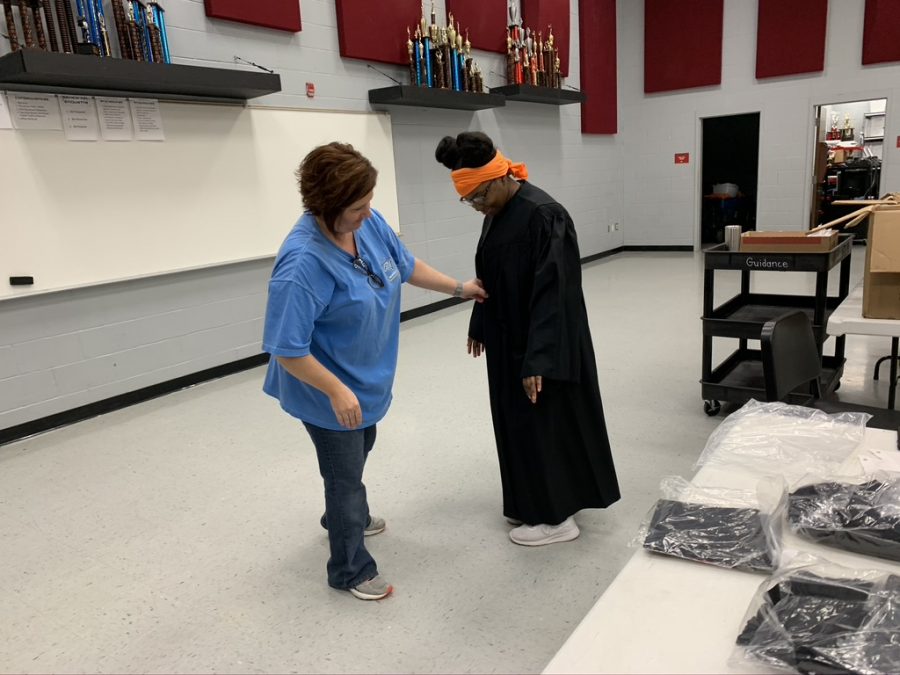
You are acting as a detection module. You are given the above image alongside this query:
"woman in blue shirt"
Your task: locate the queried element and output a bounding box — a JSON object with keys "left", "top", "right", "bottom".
{"left": 263, "top": 142, "right": 486, "bottom": 600}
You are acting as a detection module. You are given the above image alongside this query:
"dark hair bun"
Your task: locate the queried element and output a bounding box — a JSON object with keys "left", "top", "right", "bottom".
{"left": 434, "top": 131, "right": 496, "bottom": 170}
{"left": 435, "top": 136, "right": 460, "bottom": 170}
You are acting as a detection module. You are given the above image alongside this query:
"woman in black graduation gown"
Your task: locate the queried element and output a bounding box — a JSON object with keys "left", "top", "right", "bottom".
{"left": 435, "top": 131, "right": 620, "bottom": 546}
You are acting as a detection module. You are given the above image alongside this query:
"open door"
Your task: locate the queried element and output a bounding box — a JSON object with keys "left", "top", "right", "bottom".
{"left": 700, "top": 113, "right": 760, "bottom": 246}
{"left": 810, "top": 98, "right": 886, "bottom": 239}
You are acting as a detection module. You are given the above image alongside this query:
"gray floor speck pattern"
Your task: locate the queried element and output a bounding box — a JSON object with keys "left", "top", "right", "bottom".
{"left": 3, "top": 248, "right": 892, "bottom": 673}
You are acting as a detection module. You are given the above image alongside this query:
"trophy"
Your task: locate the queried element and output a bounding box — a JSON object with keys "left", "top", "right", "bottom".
{"left": 841, "top": 113, "right": 854, "bottom": 142}
{"left": 0, "top": 0, "right": 169, "bottom": 60}
{"left": 29, "top": 0, "right": 48, "bottom": 50}
{"left": 71, "top": 0, "right": 99, "bottom": 54}
{"left": 145, "top": 3, "right": 163, "bottom": 62}
{"left": 434, "top": 46, "right": 444, "bottom": 88}
{"left": 38, "top": 0, "right": 60, "bottom": 50}
{"left": 2, "top": 0, "right": 20, "bottom": 51}
{"left": 148, "top": 2, "right": 169, "bottom": 62}
{"left": 440, "top": 25, "right": 451, "bottom": 88}
{"left": 406, "top": 27, "right": 416, "bottom": 85}
{"left": 18, "top": 0, "right": 36, "bottom": 48}
{"left": 505, "top": 12, "right": 563, "bottom": 88}
{"left": 59, "top": 0, "right": 78, "bottom": 52}
{"left": 110, "top": 0, "right": 132, "bottom": 57}
{"left": 447, "top": 15, "right": 458, "bottom": 90}
{"left": 403, "top": 5, "right": 485, "bottom": 93}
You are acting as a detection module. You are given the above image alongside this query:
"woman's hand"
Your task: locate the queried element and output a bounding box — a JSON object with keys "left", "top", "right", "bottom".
{"left": 462, "top": 278, "right": 488, "bottom": 303}
{"left": 467, "top": 337, "right": 485, "bottom": 358}
{"left": 522, "top": 375, "right": 542, "bottom": 404}
{"left": 330, "top": 385, "right": 362, "bottom": 429}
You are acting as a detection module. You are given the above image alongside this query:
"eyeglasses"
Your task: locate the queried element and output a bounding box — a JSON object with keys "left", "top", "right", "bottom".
{"left": 351, "top": 256, "right": 385, "bottom": 289}
{"left": 460, "top": 180, "right": 495, "bottom": 206}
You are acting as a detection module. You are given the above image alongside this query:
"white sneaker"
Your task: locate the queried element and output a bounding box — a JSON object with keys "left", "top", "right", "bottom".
{"left": 509, "top": 516, "right": 579, "bottom": 546}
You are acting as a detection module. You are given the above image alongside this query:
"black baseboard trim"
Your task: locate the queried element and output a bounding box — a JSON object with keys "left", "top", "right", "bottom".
{"left": 582, "top": 246, "right": 625, "bottom": 264}
{"left": 1, "top": 244, "right": 692, "bottom": 446}
{"left": 400, "top": 296, "right": 466, "bottom": 321}
{"left": 0, "top": 353, "right": 269, "bottom": 446}
{"left": 622, "top": 245, "right": 693, "bottom": 252}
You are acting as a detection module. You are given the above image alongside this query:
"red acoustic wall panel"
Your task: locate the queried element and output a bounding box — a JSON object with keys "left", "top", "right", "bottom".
{"left": 335, "top": 0, "right": 419, "bottom": 65}
{"left": 756, "top": 0, "right": 827, "bottom": 78}
{"left": 521, "top": 0, "right": 570, "bottom": 76}
{"left": 446, "top": 0, "right": 507, "bottom": 53}
{"left": 579, "top": 0, "right": 616, "bottom": 135}
{"left": 644, "top": 0, "right": 722, "bottom": 93}
{"left": 204, "top": 0, "right": 301, "bottom": 32}
{"left": 862, "top": 0, "right": 900, "bottom": 65}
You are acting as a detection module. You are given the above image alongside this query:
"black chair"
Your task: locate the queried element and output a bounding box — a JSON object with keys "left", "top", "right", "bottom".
{"left": 761, "top": 310, "right": 900, "bottom": 431}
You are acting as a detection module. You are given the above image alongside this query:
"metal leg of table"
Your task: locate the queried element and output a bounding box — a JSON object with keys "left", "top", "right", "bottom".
{"left": 873, "top": 354, "right": 900, "bottom": 380}
{"left": 890, "top": 337, "right": 898, "bottom": 410}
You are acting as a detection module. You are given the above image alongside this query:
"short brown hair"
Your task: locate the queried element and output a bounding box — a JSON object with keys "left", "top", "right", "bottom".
{"left": 296, "top": 142, "right": 378, "bottom": 232}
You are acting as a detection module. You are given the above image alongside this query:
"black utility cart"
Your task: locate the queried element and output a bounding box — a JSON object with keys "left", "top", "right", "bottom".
{"left": 701, "top": 234, "right": 853, "bottom": 415}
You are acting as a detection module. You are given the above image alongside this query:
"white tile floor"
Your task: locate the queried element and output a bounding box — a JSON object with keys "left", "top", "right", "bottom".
{"left": 1, "top": 247, "right": 895, "bottom": 674}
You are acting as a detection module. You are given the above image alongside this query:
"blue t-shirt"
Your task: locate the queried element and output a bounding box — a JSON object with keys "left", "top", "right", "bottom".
{"left": 262, "top": 209, "right": 416, "bottom": 430}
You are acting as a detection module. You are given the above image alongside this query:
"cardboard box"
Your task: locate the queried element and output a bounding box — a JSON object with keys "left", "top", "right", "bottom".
{"left": 863, "top": 209, "right": 900, "bottom": 319}
{"left": 739, "top": 231, "right": 838, "bottom": 253}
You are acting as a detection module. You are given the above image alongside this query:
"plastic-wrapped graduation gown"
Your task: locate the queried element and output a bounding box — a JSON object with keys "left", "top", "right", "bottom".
{"left": 468, "top": 181, "right": 620, "bottom": 525}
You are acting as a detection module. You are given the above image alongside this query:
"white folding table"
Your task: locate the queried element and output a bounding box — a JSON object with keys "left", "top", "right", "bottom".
{"left": 542, "top": 426, "right": 900, "bottom": 674}
{"left": 827, "top": 284, "right": 900, "bottom": 409}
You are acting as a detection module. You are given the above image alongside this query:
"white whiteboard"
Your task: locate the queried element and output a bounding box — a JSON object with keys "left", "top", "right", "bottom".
{"left": 0, "top": 100, "right": 399, "bottom": 299}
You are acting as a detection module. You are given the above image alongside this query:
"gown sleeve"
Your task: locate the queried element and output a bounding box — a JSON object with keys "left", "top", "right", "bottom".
{"left": 468, "top": 301, "right": 484, "bottom": 343}
{"left": 521, "top": 205, "right": 582, "bottom": 382}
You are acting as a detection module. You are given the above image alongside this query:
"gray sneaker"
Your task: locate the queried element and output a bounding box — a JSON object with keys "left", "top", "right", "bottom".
{"left": 320, "top": 514, "right": 386, "bottom": 536}
{"left": 349, "top": 574, "right": 393, "bottom": 600}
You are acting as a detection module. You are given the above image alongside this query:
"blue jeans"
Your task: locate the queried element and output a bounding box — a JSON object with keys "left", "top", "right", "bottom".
{"left": 303, "top": 422, "right": 378, "bottom": 589}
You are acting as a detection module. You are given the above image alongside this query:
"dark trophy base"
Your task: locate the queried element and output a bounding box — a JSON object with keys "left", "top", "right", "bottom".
{"left": 75, "top": 42, "right": 101, "bottom": 56}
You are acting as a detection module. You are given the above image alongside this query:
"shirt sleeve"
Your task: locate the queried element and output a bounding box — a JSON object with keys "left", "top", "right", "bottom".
{"left": 372, "top": 209, "right": 416, "bottom": 282}
{"left": 262, "top": 279, "right": 328, "bottom": 358}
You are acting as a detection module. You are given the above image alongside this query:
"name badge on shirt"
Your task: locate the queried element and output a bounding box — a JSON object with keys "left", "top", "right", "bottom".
{"left": 382, "top": 258, "right": 400, "bottom": 282}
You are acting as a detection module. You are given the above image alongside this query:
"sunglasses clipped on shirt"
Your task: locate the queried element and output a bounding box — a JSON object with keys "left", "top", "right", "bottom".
{"left": 351, "top": 255, "right": 385, "bottom": 289}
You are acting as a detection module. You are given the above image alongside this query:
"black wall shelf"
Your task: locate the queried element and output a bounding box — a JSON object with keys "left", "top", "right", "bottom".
{"left": 368, "top": 85, "right": 505, "bottom": 111}
{"left": 490, "top": 84, "right": 585, "bottom": 105}
{"left": 0, "top": 49, "right": 281, "bottom": 103}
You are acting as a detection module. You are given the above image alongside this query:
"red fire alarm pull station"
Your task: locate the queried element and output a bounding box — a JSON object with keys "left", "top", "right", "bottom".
{"left": 674, "top": 153, "right": 690, "bottom": 164}
{"left": 306, "top": 82, "right": 316, "bottom": 98}
{"left": 896, "top": 136, "right": 900, "bottom": 149}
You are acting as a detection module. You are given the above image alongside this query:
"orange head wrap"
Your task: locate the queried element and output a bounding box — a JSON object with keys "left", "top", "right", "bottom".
{"left": 450, "top": 150, "right": 528, "bottom": 198}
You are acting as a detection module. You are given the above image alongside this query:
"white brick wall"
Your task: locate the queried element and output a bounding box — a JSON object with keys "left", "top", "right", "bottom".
{"left": 619, "top": 0, "right": 900, "bottom": 245}
{"left": 0, "top": 0, "right": 624, "bottom": 430}
{"left": 7, "top": 0, "right": 897, "bottom": 431}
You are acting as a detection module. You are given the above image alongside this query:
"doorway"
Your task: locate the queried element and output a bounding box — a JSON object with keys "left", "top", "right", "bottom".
{"left": 700, "top": 113, "right": 760, "bottom": 246}
{"left": 810, "top": 98, "right": 886, "bottom": 237}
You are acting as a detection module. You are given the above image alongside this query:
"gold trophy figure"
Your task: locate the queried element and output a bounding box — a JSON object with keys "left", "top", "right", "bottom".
{"left": 429, "top": 1, "right": 437, "bottom": 42}
{"left": 841, "top": 113, "right": 854, "bottom": 141}
{"left": 419, "top": 2, "right": 427, "bottom": 41}
{"left": 506, "top": 31, "right": 515, "bottom": 82}
{"left": 435, "top": 48, "right": 445, "bottom": 88}
{"left": 418, "top": 36, "right": 426, "bottom": 87}
{"left": 441, "top": 26, "right": 452, "bottom": 88}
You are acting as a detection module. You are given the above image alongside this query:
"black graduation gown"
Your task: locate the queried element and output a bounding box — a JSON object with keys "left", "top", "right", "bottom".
{"left": 468, "top": 181, "right": 621, "bottom": 525}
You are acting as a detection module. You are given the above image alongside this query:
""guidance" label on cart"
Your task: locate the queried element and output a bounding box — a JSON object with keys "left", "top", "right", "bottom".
{"left": 744, "top": 256, "right": 793, "bottom": 270}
